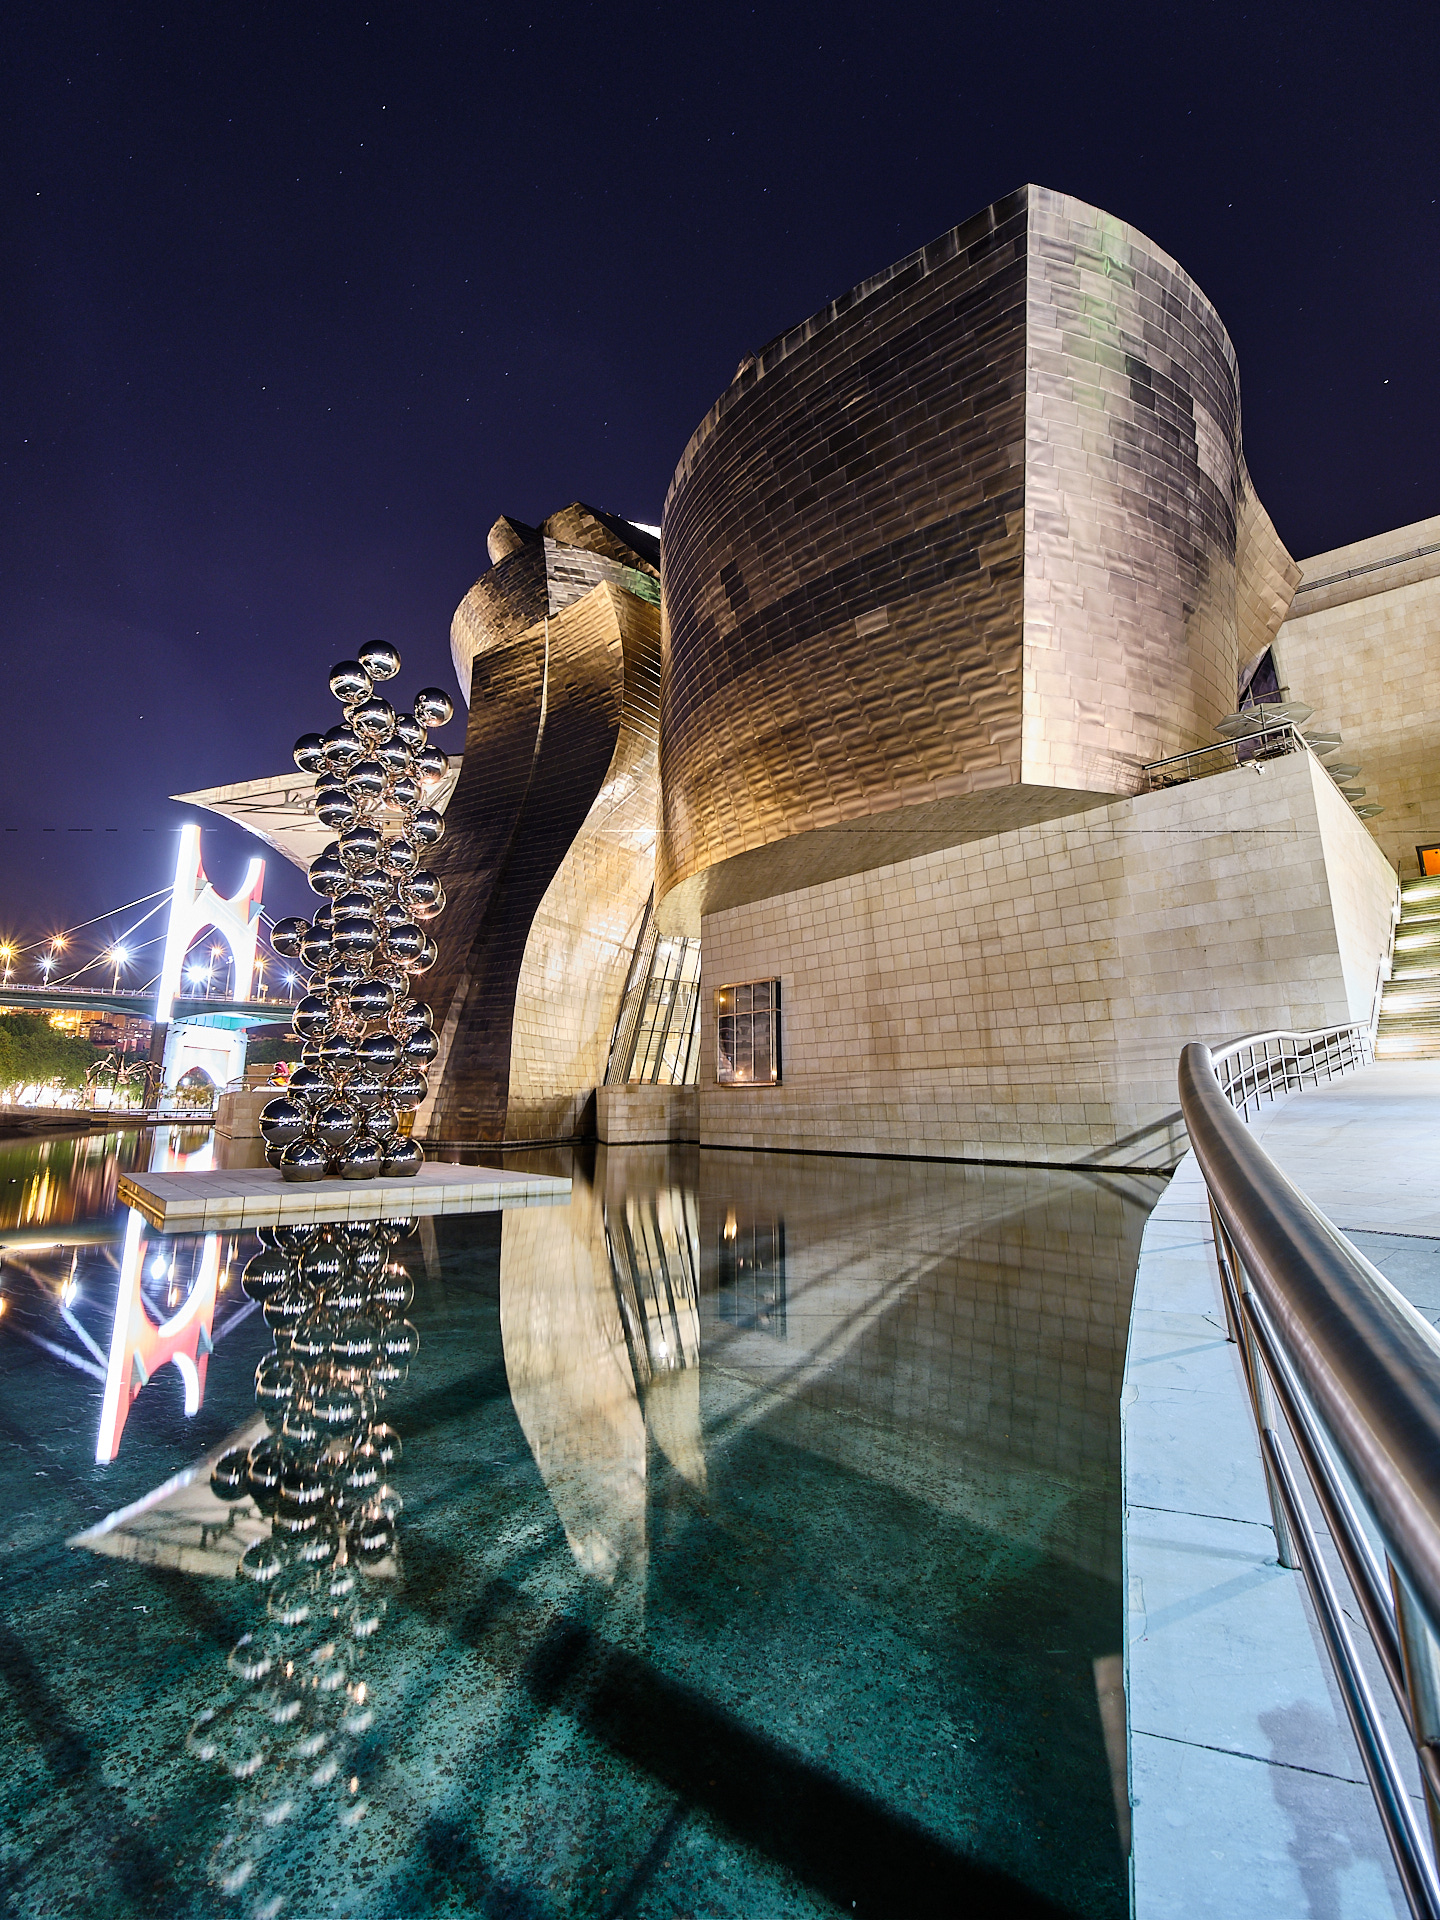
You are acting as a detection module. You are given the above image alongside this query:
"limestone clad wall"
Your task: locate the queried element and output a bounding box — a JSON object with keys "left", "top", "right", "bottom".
{"left": 1275, "top": 513, "right": 1440, "bottom": 877}
{"left": 696, "top": 750, "right": 1397, "bottom": 1166}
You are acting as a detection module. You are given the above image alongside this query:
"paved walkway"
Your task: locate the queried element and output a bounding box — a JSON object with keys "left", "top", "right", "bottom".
{"left": 1123, "top": 1060, "right": 1440, "bottom": 1919}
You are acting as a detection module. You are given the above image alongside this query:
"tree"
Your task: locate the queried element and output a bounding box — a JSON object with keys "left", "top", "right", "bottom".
{"left": 0, "top": 1013, "right": 94, "bottom": 1100}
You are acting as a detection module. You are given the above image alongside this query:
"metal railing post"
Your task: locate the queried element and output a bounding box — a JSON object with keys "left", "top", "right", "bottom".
{"left": 1393, "top": 1564, "right": 1440, "bottom": 1862}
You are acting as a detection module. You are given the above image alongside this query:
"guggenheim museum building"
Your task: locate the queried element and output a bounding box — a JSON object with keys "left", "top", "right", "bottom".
{"left": 186, "top": 184, "right": 1440, "bottom": 1171}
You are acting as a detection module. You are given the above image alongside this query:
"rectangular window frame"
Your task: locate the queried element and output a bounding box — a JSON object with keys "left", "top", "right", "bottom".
{"left": 715, "top": 978, "right": 782, "bottom": 1086}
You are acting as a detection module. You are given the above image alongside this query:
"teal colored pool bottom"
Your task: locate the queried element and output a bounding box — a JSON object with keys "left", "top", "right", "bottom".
{"left": 0, "top": 1136, "right": 1159, "bottom": 1917}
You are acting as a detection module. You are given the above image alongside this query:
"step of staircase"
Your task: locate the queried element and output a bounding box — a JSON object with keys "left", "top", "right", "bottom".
{"left": 1375, "top": 888, "right": 1440, "bottom": 1056}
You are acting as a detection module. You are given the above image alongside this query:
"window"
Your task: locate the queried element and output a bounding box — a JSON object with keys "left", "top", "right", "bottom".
{"left": 717, "top": 1211, "right": 786, "bottom": 1336}
{"left": 715, "top": 979, "right": 781, "bottom": 1085}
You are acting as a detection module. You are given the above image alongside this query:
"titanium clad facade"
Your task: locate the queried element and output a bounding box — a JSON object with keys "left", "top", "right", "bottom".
{"left": 656, "top": 184, "right": 1297, "bottom": 932}
{"left": 421, "top": 506, "right": 661, "bottom": 1144}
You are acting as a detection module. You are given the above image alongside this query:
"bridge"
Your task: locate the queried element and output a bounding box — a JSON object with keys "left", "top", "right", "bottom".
{"left": 0, "top": 986, "right": 284, "bottom": 1022}
{"left": 3, "top": 824, "right": 294, "bottom": 1097}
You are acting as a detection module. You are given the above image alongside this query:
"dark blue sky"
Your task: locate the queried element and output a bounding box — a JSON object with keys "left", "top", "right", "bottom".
{"left": 3, "top": 0, "right": 1437, "bottom": 978}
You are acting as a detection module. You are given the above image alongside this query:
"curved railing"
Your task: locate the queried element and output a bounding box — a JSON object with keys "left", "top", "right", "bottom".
{"left": 1209, "top": 1022, "right": 1372, "bottom": 1120}
{"left": 1180, "top": 1042, "right": 1440, "bottom": 1916}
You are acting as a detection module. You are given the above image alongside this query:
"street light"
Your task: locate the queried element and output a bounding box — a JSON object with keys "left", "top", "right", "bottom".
{"left": 108, "top": 946, "right": 129, "bottom": 994}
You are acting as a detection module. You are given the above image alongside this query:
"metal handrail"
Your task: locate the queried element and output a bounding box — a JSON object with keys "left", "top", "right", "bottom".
{"left": 1180, "top": 1042, "right": 1440, "bottom": 1915}
{"left": 1208, "top": 1022, "right": 1371, "bottom": 1119}
{"left": 1143, "top": 721, "right": 1306, "bottom": 790}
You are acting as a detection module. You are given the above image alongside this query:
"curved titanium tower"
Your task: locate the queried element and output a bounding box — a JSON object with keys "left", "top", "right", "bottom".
{"left": 422, "top": 504, "right": 662, "bottom": 1144}
{"left": 656, "top": 184, "right": 1296, "bottom": 932}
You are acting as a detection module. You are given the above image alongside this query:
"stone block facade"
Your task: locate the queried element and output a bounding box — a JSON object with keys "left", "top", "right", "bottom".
{"left": 696, "top": 750, "right": 1397, "bottom": 1166}
{"left": 1276, "top": 512, "right": 1440, "bottom": 878}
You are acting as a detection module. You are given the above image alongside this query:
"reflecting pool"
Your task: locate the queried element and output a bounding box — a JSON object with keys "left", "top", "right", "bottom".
{"left": 0, "top": 1129, "right": 1162, "bottom": 1918}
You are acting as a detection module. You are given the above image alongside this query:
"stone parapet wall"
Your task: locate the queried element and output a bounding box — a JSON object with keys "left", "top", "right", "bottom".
{"left": 596, "top": 1086, "right": 699, "bottom": 1145}
{"left": 695, "top": 750, "right": 1396, "bottom": 1166}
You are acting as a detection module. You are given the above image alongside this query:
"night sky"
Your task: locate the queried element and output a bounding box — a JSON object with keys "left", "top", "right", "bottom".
{"left": 3, "top": 2, "right": 1437, "bottom": 981}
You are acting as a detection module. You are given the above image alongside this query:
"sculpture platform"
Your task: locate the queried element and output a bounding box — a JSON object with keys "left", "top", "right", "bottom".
{"left": 117, "top": 1160, "right": 571, "bottom": 1233}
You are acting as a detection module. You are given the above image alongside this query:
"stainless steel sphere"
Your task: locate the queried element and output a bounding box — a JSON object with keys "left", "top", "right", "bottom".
{"left": 292, "top": 994, "right": 334, "bottom": 1040}
{"left": 332, "top": 915, "right": 378, "bottom": 957}
{"left": 300, "top": 927, "right": 334, "bottom": 970}
{"left": 386, "top": 1068, "right": 428, "bottom": 1111}
{"left": 270, "top": 916, "right": 310, "bottom": 959}
{"left": 321, "top": 723, "right": 364, "bottom": 769}
{"left": 408, "top": 807, "right": 445, "bottom": 846}
{"left": 388, "top": 774, "right": 420, "bottom": 810}
{"left": 287, "top": 1065, "right": 331, "bottom": 1107}
{"left": 347, "top": 1067, "right": 386, "bottom": 1108}
{"left": 359, "top": 1031, "right": 400, "bottom": 1070}
{"left": 392, "top": 712, "right": 424, "bottom": 750}
{"left": 280, "top": 1140, "right": 328, "bottom": 1184}
{"left": 357, "top": 639, "right": 401, "bottom": 682}
{"left": 259, "top": 1098, "right": 307, "bottom": 1147}
{"left": 381, "top": 1137, "right": 424, "bottom": 1178}
{"left": 317, "top": 1034, "right": 358, "bottom": 1073}
{"left": 388, "top": 997, "right": 432, "bottom": 1037}
{"left": 316, "top": 788, "right": 358, "bottom": 830}
{"left": 404, "top": 869, "right": 441, "bottom": 909}
{"left": 376, "top": 737, "right": 412, "bottom": 775}
{"left": 338, "top": 825, "right": 382, "bottom": 870}
{"left": 386, "top": 922, "right": 423, "bottom": 963}
{"left": 413, "top": 687, "right": 454, "bottom": 727}
{"left": 346, "top": 976, "right": 394, "bottom": 1020}
{"left": 411, "top": 936, "right": 438, "bottom": 974}
{"left": 402, "top": 1027, "right": 439, "bottom": 1066}
{"left": 300, "top": 927, "right": 334, "bottom": 969}
{"left": 314, "top": 1102, "right": 360, "bottom": 1154}
{"left": 346, "top": 759, "right": 386, "bottom": 802}
{"left": 338, "top": 1137, "right": 382, "bottom": 1180}
{"left": 264, "top": 1143, "right": 286, "bottom": 1170}
{"left": 293, "top": 732, "right": 327, "bottom": 773}
{"left": 329, "top": 660, "right": 373, "bottom": 704}
{"left": 414, "top": 744, "right": 449, "bottom": 786}
{"left": 307, "top": 849, "right": 347, "bottom": 897}
{"left": 352, "top": 697, "right": 396, "bottom": 743}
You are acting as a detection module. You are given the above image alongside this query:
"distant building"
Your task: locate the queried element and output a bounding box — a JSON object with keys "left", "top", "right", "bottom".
{"left": 188, "top": 184, "right": 1434, "bottom": 1167}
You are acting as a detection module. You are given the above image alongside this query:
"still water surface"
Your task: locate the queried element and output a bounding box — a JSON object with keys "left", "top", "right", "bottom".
{"left": 0, "top": 1126, "right": 1161, "bottom": 1918}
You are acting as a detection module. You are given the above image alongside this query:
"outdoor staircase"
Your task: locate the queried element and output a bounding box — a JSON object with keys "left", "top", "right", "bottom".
{"left": 1375, "top": 878, "right": 1440, "bottom": 1059}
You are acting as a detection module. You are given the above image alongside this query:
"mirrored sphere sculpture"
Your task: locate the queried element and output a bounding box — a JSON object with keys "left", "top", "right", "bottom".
{"left": 278, "top": 644, "right": 447, "bottom": 1181}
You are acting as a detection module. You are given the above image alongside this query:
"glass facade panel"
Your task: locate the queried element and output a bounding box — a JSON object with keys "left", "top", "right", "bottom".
{"left": 608, "top": 931, "right": 702, "bottom": 1086}
{"left": 715, "top": 979, "right": 781, "bottom": 1085}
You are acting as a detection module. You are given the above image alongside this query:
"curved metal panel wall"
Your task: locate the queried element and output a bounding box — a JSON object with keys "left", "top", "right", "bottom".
{"left": 424, "top": 511, "right": 661, "bottom": 1143}
{"left": 657, "top": 185, "right": 1295, "bottom": 932}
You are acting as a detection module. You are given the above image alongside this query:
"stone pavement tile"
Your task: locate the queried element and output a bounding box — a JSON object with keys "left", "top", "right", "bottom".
{"left": 1127, "top": 1503, "right": 1362, "bottom": 1782}
{"left": 1130, "top": 1731, "right": 1406, "bottom": 1919}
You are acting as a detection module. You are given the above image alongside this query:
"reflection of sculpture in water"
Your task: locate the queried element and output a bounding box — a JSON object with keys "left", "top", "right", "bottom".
{"left": 499, "top": 1153, "right": 702, "bottom": 1592}
{"left": 183, "top": 1216, "right": 418, "bottom": 1900}
{"left": 261, "top": 637, "right": 454, "bottom": 1183}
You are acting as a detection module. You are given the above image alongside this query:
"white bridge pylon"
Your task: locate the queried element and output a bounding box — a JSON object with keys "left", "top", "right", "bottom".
{"left": 154, "top": 824, "right": 265, "bottom": 1092}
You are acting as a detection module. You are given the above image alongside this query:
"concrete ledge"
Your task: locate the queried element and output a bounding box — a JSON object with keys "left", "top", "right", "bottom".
{"left": 596, "top": 1084, "right": 698, "bottom": 1145}
{"left": 117, "top": 1160, "right": 570, "bottom": 1232}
